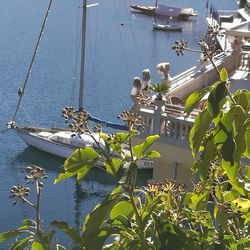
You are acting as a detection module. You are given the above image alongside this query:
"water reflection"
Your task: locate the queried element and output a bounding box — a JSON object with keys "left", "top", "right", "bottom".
{"left": 74, "top": 181, "right": 88, "bottom": 230}
{"left": 14, "top": 147, "right": 64, "bottom": 171}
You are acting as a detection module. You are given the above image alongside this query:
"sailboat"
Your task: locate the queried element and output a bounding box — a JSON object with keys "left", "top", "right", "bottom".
{"left": 8, "top": 0, "right": 153, "bottom": 169}
{"left": 130, "top": 0, "right": 198, "bottom": 19}
{"left": 152, "top": 17, "right": 183, "bottom": 32}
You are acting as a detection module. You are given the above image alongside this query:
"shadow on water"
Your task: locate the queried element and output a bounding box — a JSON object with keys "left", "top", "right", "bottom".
{"left": 14, "top": 147, "right": 64, "bottom": 171}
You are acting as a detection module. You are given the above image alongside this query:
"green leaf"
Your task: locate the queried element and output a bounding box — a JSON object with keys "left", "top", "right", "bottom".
{"left": 214, "top": 106, "right": 238, "bottom": 143}
{"left": 246, "top": 166, "right": 250, "bottom": 180}
{"left": 191, "top": 160, "right": 202, "bottom": 173}
{"left": 207, "top": 81, "right": 227, "bottom": 117}
{"left": 214, "top": 206, "right": 228, "bottom": 229}
{"left": 195, "top": 210, "right": 213, "bottom": 228}
{"left": 76, "top": 165, "right": 93, "bottom": 181}
{"left": 54, "top": 170, "right": 79, "bottom": 184}
{"left": 101, "top": 131, "right": 138, "bottom": 153}
{"left": 83, "top": 186, "right": 123, "bottom": 250}
{"left": 111, "top": 214, "right": 131, "bottom": 229}
{"left": 234, "top": 117, "right": 249, "bottom": 162}
{"left": 0, "top": 228, "right": 28, "bottom": 244}
{"left": 189, "top": 110, "right": 212, "bottom": 158}
{"left": 199, "top": 135, "right": 216, "bottom": 180}
{"left": 150, "top": 83, "right": 169, "bottom": 94}
{"left": 244, "top": 121, "right": 250, "bottom": 157}
{"left": 185, "top": 86, "right": 211, "bottom": 116}
{"left": 224, "top": 189, "right": 240, "bottom": 202}
{"left": 232, "top": 198, "right": 250, "bottom": 213}
{"left": 153, "top": 215, "right": 201, "bottom": 250}
{"left": 110, "top": 201, "right": 133, "bottom": 220}
{"left": 220, "top": 68, "right": 228, "bottom": 81}
{"left": 144, "top": 150, "right": 160, "bottom": 158}
{"left": 64, "top": 147, "right": 100, "bottom": 172}
{"left": 118, "top": 162, "right": 138, "bottom": 185}
{"left": 222, "top": 160, "right": 239, "bottom": 181}
{"left": 221, "top": 132, "right": 235, "bottom": 165}
{"left": 115, "top": 132, "right": 131, "bottom": 143}
{"left": 10, "top": 236, "right": 32, "bottom": 250}
{"left": 32, "top": 241, "right": 44, "bottom": 250}
{"left": 142, "top": 195, "right": 161, "bottom": 227}
{"left": 51, "top": 221, "right": 81, "bottom": 242}
{"left": 22, "top": 219, "right": 36, "bottom": 227}
{"left": 55, "top": 147, "right": 100, "bottom": 183}
{"left": 189, "top": 192, "right": 210, "bottom": 210}
{"left": 36, "top": 231, "right": 55, "bottom": 250}
{"left": 105, "top": 158, "right": 123, "bottom": 175}
{"left": 133, "top": 135, "right": 159, "bottom": 159}
{"left": 233, "top": 89, "right": 250, "bottom": 111}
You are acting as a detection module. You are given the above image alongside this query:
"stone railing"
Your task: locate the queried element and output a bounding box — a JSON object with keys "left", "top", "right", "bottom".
{"left": 169, "top": 52, "right": 238, "bottom": 99}
{"left": 138, "top": 101, "right": 198, "bottom": 141}
{"left": 240, "top": 51, "right": 250, "bottom": 69}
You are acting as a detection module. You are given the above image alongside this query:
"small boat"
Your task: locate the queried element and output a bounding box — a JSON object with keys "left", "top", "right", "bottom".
{"left": 153, "top": 21, "right": 182, "bottom": 32}
{"left": 9, "top": 0, "right": 154, "bottom": 169}
{"left": 130, "top": 2, "right": 198, "bottom": 19}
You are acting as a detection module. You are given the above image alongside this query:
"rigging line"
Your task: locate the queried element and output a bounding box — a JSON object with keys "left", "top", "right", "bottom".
{"left": 12, "top": 0, "right": 53, "bottom": 123}
{"left": 21, "top": 106, "right": 40, "bottom": 128}
{"left": 71, "top": 5, "right": 81, "bottom": 105}
{"left": 122, "top": 0, "right": 143, "bottom": 69}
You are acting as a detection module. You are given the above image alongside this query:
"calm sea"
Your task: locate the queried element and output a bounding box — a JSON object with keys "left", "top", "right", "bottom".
{"left": 0, "top": 0, "right": 237, "bottom": 247}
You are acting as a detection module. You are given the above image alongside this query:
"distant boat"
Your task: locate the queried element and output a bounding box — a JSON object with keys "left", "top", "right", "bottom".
{"left": 130, "top": 1, "right": 198, "bottom": 19}
{"left": 153, "top": 21, "right": 182, "bottom": 32}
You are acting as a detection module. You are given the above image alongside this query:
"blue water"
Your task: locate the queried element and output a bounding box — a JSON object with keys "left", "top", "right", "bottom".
{"left": 0, "top": 0, "right": 237, "bottom": 247}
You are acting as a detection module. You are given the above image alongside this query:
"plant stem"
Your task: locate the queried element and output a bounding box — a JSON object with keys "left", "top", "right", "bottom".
{"left": 128, "top": 189, "right": 145, "bottom": 242}
{"left": 128, "top": 123, "right": 138, "bottom": 190}
{"left": 35, "top": 181, "right": 41, "bottom": 233}
{"left": 85, "top": 128, "right": 118, "bottom": 179}
{"left": 205, "top": 50, "right": 237, "bottom": 105}
{"left": 21, "top": 196, "right": 35, "bottom": 208}
{"left": 185, "top": 48, "right": 202, "bottom": 54}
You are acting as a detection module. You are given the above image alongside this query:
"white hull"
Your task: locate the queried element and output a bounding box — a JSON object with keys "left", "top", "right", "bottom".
{"left": 153, "top": 22, "right": 183, "bottom": 31}
{"left": 15, "top": 127, "right": 153, "bottom": 169}
{"left": 15, "top": 128, "right": 74, "bottom": 158}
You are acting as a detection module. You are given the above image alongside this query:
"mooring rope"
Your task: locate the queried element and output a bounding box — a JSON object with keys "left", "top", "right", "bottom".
{"left": 12, "top": 0, "right": 53, "bottom": 123}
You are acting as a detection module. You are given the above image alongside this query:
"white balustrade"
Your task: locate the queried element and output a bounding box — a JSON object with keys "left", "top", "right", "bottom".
{"left": 138, "top": 103, "right": 196, "bottom": 141}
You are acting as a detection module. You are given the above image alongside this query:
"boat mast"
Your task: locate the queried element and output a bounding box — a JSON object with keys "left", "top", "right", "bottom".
{"left": 155, "top": 0, "right": 158, "bottom": 8}
{"left": 79, "top": 0, "right": 87, "bottom": 111}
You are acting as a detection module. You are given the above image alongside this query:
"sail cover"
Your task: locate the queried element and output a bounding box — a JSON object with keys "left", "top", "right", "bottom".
{"left": 155, "top": 4, "right": 194, "bottom": 17}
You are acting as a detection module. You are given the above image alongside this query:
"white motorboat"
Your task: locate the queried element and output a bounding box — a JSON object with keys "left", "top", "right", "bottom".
{"left": 153, "top": 21, "right": 183, "bottom": 32}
